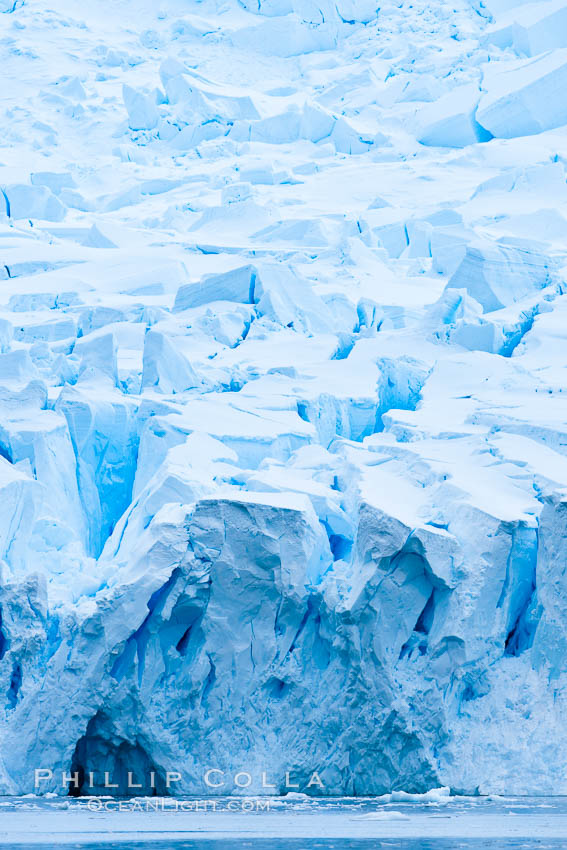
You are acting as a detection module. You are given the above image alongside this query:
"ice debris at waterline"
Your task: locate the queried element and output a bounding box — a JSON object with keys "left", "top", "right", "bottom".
{"left": 1, "top": 0, "right": 567, "bottom": 799}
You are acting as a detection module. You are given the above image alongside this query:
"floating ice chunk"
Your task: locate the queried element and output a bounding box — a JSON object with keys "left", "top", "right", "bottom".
{"left": 415, "top": 84, "right": 492, "bottom": 148}
{"left": 374, "top": 786, "right": 452, "bottom": 803}
{"left": 123, "top": 84, "right": 159, "bottom": 131}
{"left": 355, "top": 811, "right": 411, "bottom": 820}
{"left": 278, "top": 791, "right": 311, "bottom": 801}
{"left": 476, "top": 50, "right": 567, "bottom": 138}
{"left": 1, "top": 184, "right": 66, "bottom": 221}
{"left": 141, "top": 330, "right": 199, "bottom": 394}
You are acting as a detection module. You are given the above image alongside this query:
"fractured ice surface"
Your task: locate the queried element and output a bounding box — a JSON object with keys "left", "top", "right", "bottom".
{"left": 415, "top": 85, "right": 492, "bottom": 148}
{"left": 477, "top": 50, "right": 567, "bottom": 139}
{"left": 2, "top": 0, "right": 567, "bottom": 800}
{"left": 483, "top": 0, "right": 567, "bottom": 56}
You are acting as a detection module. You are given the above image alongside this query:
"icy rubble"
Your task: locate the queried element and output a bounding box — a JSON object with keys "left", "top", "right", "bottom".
{"left": 1, "top": 0, "right": 567, "bottom": 800}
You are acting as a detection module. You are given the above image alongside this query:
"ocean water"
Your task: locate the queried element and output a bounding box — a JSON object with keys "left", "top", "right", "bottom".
{"left": 7, "top": 841, "right": 567, "bottom": 850}
{"left": 2, "top": 797, "right": 567, "bottom": 848}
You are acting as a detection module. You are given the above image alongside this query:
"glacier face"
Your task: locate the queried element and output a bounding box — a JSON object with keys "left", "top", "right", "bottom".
{"left": 1, "top": 0, "right": 567, "bottom": 797}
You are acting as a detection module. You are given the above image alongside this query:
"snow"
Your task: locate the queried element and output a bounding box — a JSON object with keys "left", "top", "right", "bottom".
{"left": 1, "top": 0, "right": 567, "bottom": 802}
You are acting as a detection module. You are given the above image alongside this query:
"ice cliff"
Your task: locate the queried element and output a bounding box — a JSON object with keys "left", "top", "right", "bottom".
{"left": 1, "top": 0, "right": 567, "bottom": 797}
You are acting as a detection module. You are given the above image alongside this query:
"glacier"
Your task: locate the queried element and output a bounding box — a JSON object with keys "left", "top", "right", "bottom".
{"left": 1, "top": 0, "right": 567, "bottom": 799}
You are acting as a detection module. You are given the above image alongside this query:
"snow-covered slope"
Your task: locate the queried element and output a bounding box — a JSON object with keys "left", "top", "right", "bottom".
{"left": 1, "top": 0, "right": 567, "bottom": 796}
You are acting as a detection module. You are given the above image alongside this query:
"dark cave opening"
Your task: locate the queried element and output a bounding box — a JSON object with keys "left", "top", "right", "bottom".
{"left": 0, "top": 606, "right": 8, "bottom": 661}
{"left": 68, "top": 713, "right": 167, "bottom": 797}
